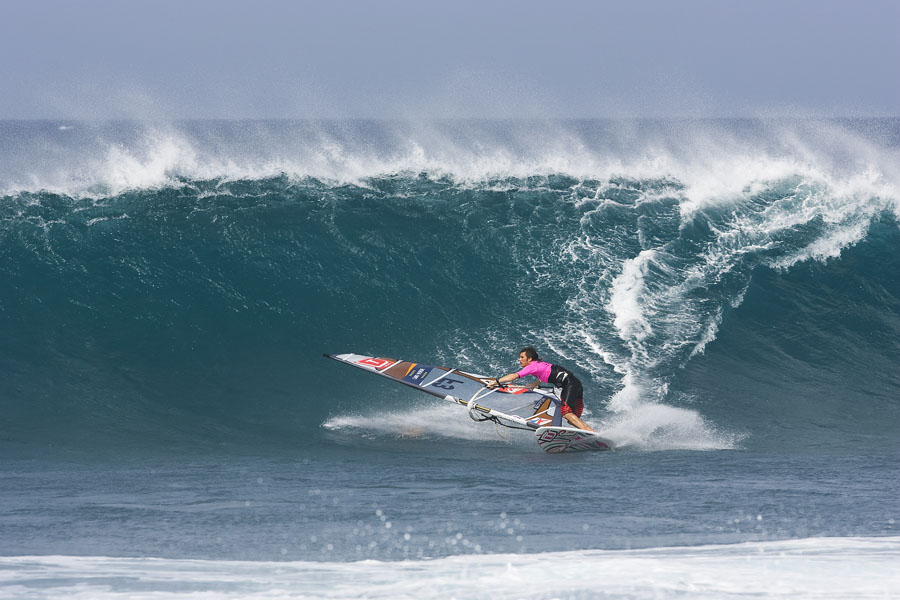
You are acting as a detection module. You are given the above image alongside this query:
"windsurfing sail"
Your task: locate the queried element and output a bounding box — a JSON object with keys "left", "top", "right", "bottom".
{"left": 324, "top": 353, "right": 561, "bottom": 429}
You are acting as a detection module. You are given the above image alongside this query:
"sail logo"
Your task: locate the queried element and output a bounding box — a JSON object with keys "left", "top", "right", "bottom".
{"left": 357, "top": 357, "right": 395, "bottom": 370}
{"left": 403, "top": 365, "right": 433, "bottom": 384}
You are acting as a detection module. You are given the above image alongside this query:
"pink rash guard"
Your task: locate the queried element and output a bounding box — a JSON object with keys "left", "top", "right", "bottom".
{"left": 517, "top": 360, "right": 553, "bottom": 383}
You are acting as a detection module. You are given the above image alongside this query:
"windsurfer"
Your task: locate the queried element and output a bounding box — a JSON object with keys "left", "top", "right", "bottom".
{"left": 487, "top": 347, "right": 595, "bottom": 432}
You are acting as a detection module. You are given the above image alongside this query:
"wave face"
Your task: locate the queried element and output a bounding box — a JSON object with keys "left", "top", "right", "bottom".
{"left": 1, "top": 119, "right": 899, "bottom": 453}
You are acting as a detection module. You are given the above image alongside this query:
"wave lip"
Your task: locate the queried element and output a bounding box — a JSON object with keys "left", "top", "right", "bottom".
{"left": 3, "top": 118, "right": 898, "bottom": 198}
{"left": 2, "top": 536, "right": 897, "bottom": 599}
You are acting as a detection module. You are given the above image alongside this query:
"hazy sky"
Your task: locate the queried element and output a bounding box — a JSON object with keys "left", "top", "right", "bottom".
{"left": 1, "top": 0, "right": 897, "bottom": 118}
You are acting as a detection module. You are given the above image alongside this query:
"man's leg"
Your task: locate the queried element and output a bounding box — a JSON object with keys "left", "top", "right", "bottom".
{"left": 560, "top": 382, "right": 594, "bottom": 431}
{"left": 563, "top": 412, "right": 595, "bottom": 432}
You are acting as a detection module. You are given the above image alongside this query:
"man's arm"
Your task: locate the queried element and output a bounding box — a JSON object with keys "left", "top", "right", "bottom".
{"left": 486, "top": 372, "right": 518, "bottom": 388}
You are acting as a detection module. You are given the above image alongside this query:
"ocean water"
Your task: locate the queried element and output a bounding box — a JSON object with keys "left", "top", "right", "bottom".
{"left": 1, "top": 119, "right": 899, "bottom": 598}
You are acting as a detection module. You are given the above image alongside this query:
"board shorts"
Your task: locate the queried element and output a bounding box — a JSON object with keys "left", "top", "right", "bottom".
{"left": 559, "top": 379, "right": 584, "bottom": 417}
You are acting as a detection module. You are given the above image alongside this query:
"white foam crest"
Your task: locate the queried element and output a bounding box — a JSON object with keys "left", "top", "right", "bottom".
{"left": 677, "top": 153, "right": 809, "bottom": 219}
{"left": 2, "top": 125, "right": 294, "bottom": 198}
{"left": 96, "top": 131, "right": 200, "bottom": 191}
{"left": 2, "top": 537, "right": 897, "bottom": 599}
{"left": 664, "top": 120, "right": 900, "bottom": 222}
{"left": 4, "top": 120, "right": 898, "bottom": 203}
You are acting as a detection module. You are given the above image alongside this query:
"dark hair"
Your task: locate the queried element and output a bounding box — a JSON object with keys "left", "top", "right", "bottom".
{"left": 520, "top": 346, "right": 540, "bottom": 361}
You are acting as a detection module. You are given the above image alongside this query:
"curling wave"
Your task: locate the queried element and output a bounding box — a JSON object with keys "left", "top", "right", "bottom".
{"left": 1, "top": 119, "right": 898, "bottom": 452}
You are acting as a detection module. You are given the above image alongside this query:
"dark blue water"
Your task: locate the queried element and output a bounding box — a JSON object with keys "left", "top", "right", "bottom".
{"left": 0, "top": 119, "right": 898, "bottom": 597}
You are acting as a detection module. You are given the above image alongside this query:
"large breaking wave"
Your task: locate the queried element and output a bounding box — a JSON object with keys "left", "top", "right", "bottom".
{"left": 1, "top": 119, "right": 898, "bottom": 453}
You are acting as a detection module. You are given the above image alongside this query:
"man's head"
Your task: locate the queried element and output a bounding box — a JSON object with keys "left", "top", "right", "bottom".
{"left": 519, "top": 346, "right": 539, "bottom": 367}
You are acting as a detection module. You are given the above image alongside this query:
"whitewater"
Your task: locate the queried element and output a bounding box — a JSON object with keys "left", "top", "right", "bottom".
{"left": 1, "top": 119, "right": 898, "bottom": 598}
{"left": 2, "top": 537, "right": 899, "bottom": 599}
